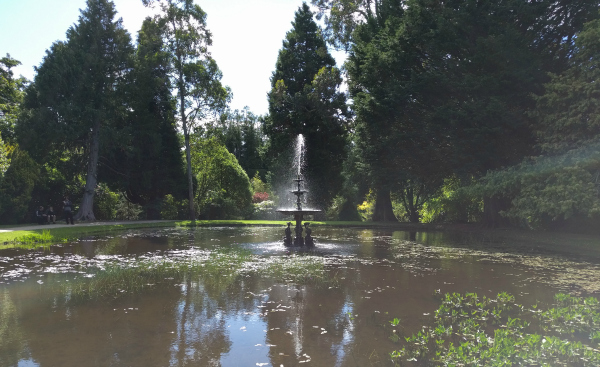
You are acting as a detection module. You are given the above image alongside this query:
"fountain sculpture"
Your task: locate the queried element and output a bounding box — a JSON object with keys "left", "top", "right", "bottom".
{"left": 276, "top": 135, "right": 321, "bottom": 247}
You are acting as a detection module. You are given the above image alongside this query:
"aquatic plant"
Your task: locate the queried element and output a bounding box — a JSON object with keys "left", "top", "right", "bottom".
{"left": 10, "top": 230, "right": 55, "bottom": 245}
{"left": 65, "top": 249, "right": 252, "bottom": 299}
{"left": 61, "top": 250, "right": 334, "bottom": 300}
{"left": 389, "top": 292, "right": 600, "bottom": 366}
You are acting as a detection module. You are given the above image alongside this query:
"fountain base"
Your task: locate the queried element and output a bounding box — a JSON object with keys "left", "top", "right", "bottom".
{"left": 278, "top": 210, "right": 319, "bottom": 247}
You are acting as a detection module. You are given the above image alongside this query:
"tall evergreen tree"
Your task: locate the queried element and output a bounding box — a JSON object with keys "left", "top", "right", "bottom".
{"left": 265, "top": 2, "right": 349, "bottom": 207}
{"left": 18, "top": 0, "right": 133, "bottom": 221}
{"left": 317, "top": 0, "right": 599, "bottom": 222}
{"left": 105, "top": 18, "right": 187, "bottom": 218}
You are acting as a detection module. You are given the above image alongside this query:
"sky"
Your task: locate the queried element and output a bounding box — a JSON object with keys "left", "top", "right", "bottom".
{"left": 0, "top": 0, "right": 345, "bottom": 115}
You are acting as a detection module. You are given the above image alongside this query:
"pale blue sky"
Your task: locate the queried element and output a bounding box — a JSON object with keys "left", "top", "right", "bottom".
{"left": 0, "top": 0, "right": 345, "bottom": 115}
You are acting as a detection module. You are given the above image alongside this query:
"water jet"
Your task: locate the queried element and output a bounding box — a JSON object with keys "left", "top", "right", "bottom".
{"left": 276, "top": 135, "right": 321, "bottom": 247}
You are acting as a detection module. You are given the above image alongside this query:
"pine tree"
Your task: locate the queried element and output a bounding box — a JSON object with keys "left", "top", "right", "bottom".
{"left": 18, "top": 0, "right": 133, "bottom": 221}
{"left": 266, "top": 2, "right": 348, "bottom": 207}
{"left": 113, "top": 18, "right": 187, "bottom": 217}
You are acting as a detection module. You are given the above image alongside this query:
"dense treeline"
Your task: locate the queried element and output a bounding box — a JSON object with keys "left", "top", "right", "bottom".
{"left": 1, "top": 0, "right": 600, "bottom": 230}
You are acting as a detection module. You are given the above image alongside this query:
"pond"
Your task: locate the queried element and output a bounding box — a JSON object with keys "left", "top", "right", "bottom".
{"left": 1, "top": 226, "right": 600, "bottom": 366}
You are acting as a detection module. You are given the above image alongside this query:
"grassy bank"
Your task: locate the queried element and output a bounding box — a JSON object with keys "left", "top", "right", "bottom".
{"left": 0, "top": 220, "right": 415, "bottom": 250}
{"left": 0, "top": 221, "right": 182, "bottom": 248}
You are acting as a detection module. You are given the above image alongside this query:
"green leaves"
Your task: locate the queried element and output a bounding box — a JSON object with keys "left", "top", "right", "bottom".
{"left": 191, "top": 135, "right": 252, "bottom": 219}
{"left": 390, "top": 292, "right": 600, "bottom": 366}
{"left": 266, "top": 3, "right": 348, "bottom": 206}
{"left": 147, "top": 0, "right": 230, "bottom": 220}
{"left": 0, "top": 54, "right": 27, "bottom": 142}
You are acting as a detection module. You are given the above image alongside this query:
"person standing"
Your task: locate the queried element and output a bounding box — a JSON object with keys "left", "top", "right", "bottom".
{"left": 63, "top": 196, "right": 74, "bottom": 225}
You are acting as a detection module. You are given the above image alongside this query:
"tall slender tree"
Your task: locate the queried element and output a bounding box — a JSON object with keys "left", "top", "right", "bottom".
{"left": 18, "top": 0, "right": 133, "bottom": 221}
{"left": 265, "top": 3, "right": 349, "bottom": 206}
{"left": 143, "top": 0, "right": 230, "bottom": 221}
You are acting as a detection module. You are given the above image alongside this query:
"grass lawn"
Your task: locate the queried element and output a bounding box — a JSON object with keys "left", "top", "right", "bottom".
{"left": 0, "top": 220, "right": 402, "bottom": 250}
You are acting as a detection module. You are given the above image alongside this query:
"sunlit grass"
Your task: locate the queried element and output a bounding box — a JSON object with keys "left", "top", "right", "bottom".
{"left": 0, "top": 220, "right": 391, "bottom": 250}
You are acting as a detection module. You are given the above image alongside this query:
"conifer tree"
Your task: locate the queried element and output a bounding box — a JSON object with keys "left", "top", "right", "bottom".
{"left": 18, "top": 0, "right": 133, "bottom": 221}
{"left": 110, "top": 18, "right": 187, "bottom": 217}
{"left": 266, "top": 2, "right": 348, "bottom": 207}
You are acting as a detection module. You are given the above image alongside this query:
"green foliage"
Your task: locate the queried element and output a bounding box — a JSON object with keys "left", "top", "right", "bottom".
{"left": 160, "top": 194, "right": 186, "bottom": 220}
{"left": 0, "top": 54, "right": 27, "bottom": 142}
{"left": 421, "top": 177, "right": 483, "bottom": 223}
{"left": 18, "top": 0, "right": 134, "bottom": 221}
{"left": 319, "top": 0, "right": 600, "bottom": 224}
{"left": 470, "top": 144, "right": 600, "bottom": 228}
{"left": 0, "top": 148, "right": 39, "bottom": 223}
{"left": 534, "top": 17, "right": 600, "bottom": 155}
{"left": 325, "top": 195, "right": 345, "bottom": 220}
{"left": 214, "top": 108, "right": 266, "bottom": 180}
{"left": 191, "top": 135, "right": 252, "bottom": 219}
{"left": 266, "top": 3, "right": 349, "bottom": 206}
{"left": 250, "top": 173, "right": 270, "bottom": 195}
{"left": 357, "top": 189, "right": 375, "bottom": 221}
{"left": 0, "top": 135, "right": 10, "bottom": 179}
{"left": 107, "top": 17, "right": 187, "bottom": 213}
{"left": 463, "top": 14, "right": 600, "bottom": 229}
{"left": 93, "top": 183, "right": 120, "bottom": 220}
{"left": 389, "top": 292, "right": 600, "bottom": 366}
{"left": 115, "top": 195, "right": 143, "bottom": 220}
{"left": 252, "top": 200, "right": 276, "bottom": 220}
{"left": 144, "top": 0, "right": 231, "bottom": 220}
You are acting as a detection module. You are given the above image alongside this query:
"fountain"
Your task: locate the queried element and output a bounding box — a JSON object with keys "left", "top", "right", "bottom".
{"left": 276, "top": 135, "right": 321, "bottom": 247}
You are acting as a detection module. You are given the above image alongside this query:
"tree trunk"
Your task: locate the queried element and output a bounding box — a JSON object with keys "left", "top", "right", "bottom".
{"left": 177, "top": 53, "right": 195, "bottom": 222}
{"left": 75, "top": 119, "right": 100, "bottom": 221}
{"left": 482, "top": 196, "right": 511, "bottom": 228}
{"left": 180, "top": 91, "right": 195, "bottom": 222}
{"left": 372, "top": 188, "right": 398, "bottom": 222}
{"left": 403, "top": 186, "right": 421, "bottom": 223}
{"left": 182, "top": 108, "right": 195, "bottom": 222}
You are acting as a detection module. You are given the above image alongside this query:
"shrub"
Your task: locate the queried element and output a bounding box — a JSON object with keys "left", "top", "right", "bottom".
{"left": 115, "top": 195, "right": 143, "bottom": 220}
{"left": 161, "top": 194, "right": 185, "bottom": 220}
{"left": 252, "top": 192, "right": 269, "bottom": 203}
{"left": 94, "top": 183, "right": 119, "bottom": 220}
{"left": 252, "top": 200, "right": 276, "bottom": 220}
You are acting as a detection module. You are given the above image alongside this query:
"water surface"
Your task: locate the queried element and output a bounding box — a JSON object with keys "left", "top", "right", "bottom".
{"left": 1, "top": 226, "right": 599, "bottom": 366}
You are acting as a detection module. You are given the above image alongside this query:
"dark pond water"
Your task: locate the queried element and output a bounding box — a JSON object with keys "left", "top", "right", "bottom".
{"left": 1, "top": 226, "right": 599, "bottom": 366}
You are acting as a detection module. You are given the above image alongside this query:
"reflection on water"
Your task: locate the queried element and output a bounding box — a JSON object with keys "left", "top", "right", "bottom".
{"left": 1, "top": 226, "right": 599, "bottom": 366}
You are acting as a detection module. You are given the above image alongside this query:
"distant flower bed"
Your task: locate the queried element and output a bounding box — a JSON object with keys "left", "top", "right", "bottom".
{"left": 252, "top": 192, "right": 269, "bottom": 203}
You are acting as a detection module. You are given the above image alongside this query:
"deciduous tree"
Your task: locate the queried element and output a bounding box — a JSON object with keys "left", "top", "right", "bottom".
{"left": 143, "top": 0, "right": 231, "bottom": 220}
